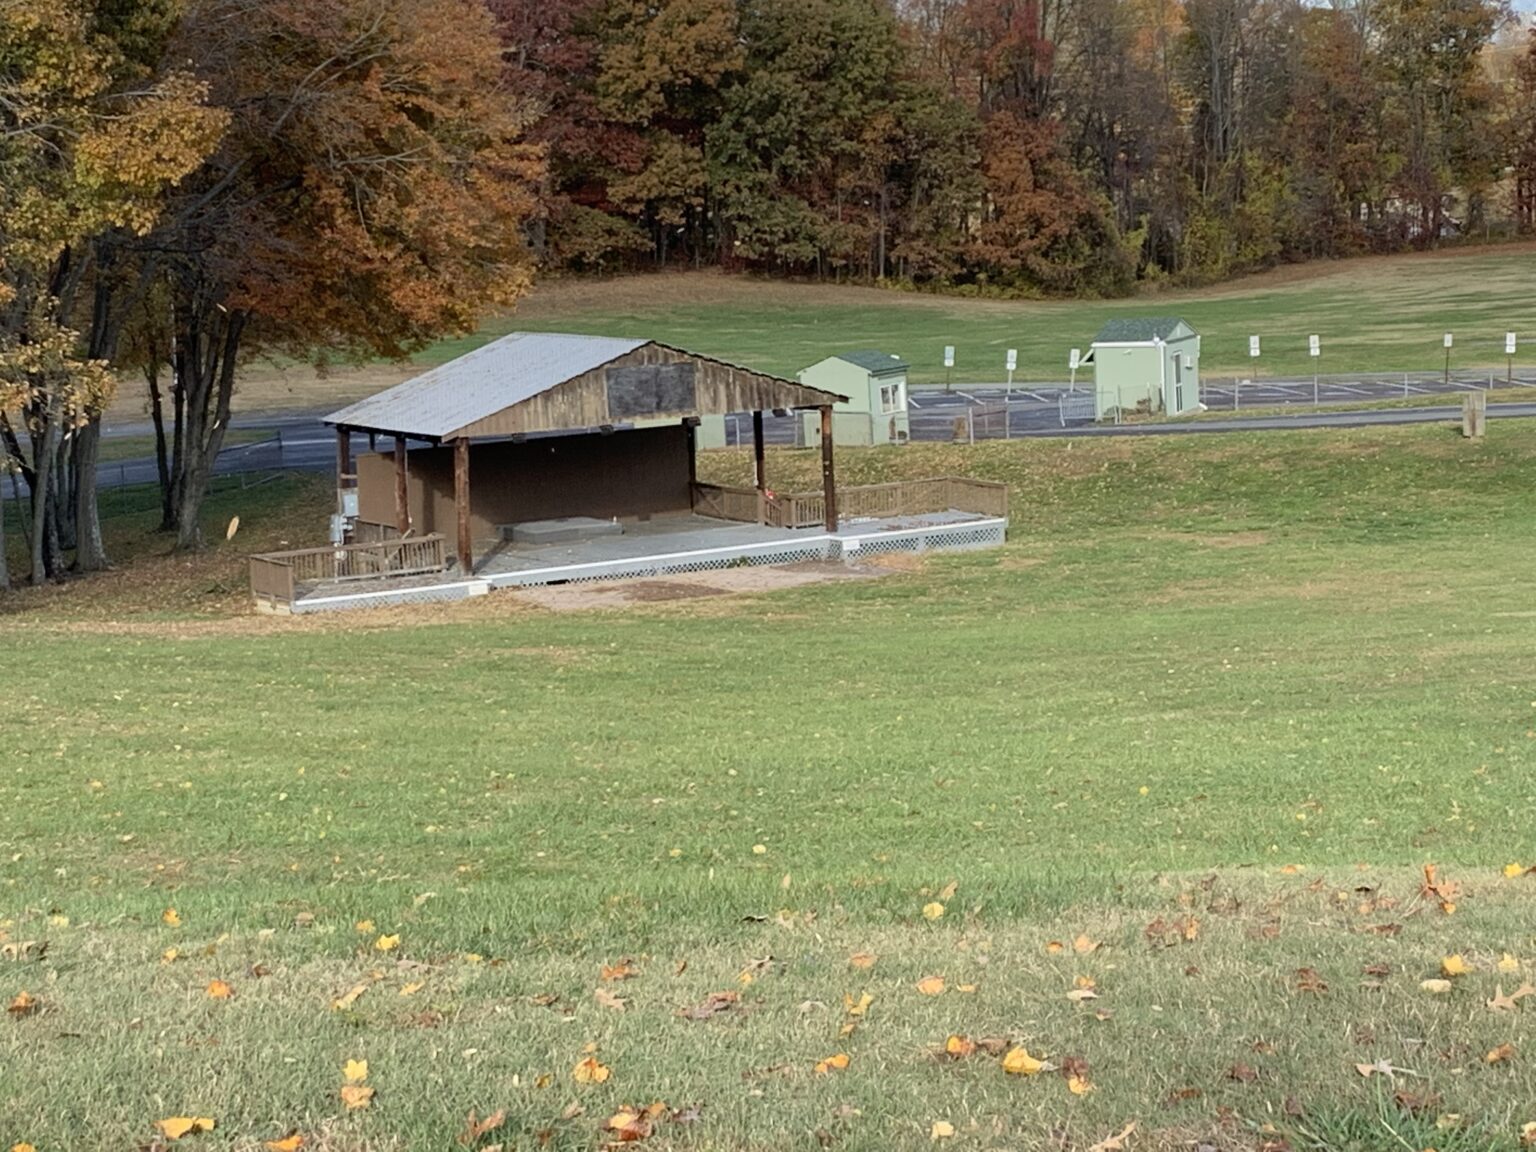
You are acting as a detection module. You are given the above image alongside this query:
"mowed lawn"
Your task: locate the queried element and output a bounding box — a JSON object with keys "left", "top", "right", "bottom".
{"left": 205, "top": 244, "right": 1536, "bottom": 417}
{"left": 5, "top": 423, "right": 1536, "bottom": 1150}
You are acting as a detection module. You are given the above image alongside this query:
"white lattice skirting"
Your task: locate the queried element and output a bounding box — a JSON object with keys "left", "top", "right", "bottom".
{"left": 287, "top": 518, "right": 1007, "bottom": 614}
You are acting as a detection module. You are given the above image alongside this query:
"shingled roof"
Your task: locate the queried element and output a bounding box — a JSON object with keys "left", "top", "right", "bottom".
{"left": 834, "top": 350, "right": 909, "bottom": 376}
{"left": 1092, "top": 318, "right": 1193, "bottom": 344}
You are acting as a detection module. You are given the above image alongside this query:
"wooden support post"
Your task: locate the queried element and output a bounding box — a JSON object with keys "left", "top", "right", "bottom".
{"left": 685, "top": 420, "right": 698, "bottom": 491}
{"left": 393, "top": 435, "right": 409, "bottom": 536}
{"left": 752, "top": 410, "right": 766, "bottom": 523}
{"left": 1462, "top": 391, "right": 1486, "bottom": 439}
{"left": 335, "top": 425, "right": 353, "bottom": 486}
{"left": 819, "top": 405, "right": 838, "bottom": 532}
{"left": 454, "top": 436, "right": 472, "bottom": 573}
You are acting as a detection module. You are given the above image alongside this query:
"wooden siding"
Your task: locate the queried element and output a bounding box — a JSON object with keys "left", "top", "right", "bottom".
{"left": 449, "top": 344, "right": 837, "bottom": 440}
{"left": 357, "top": 424, "right": 693, "bottom": 538}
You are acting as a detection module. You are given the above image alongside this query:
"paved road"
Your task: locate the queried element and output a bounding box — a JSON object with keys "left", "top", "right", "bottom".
{"left": 5, "top": 379, "right": 1530, "bottom": 500}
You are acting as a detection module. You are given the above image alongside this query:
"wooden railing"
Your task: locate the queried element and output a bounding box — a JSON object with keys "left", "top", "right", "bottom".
{"left": 248, "top": 534, "right": 447, "bottom": 608}
{"left": 693, "top": 477, "right": 1007, "bottom": 529}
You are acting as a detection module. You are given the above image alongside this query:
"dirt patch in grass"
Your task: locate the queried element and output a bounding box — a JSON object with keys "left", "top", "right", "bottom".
{"left": 511, "top": 560, "right": 887, "bottom": 612}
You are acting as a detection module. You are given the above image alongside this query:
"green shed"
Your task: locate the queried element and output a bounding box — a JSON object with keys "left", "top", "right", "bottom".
{"left": 796, "top": 351, "right": 911, "bottom": 446}
{"left": 1080, "top": 318, "right": 1201, "bottom": 419}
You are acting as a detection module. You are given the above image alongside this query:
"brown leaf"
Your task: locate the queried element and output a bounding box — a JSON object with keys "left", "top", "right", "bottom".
{"left": 1393, "top": 1089, "right": 1442, "bottom": 1116}
{"left": 943, "top": 1035, "right": 976, "bottom": 1058}
{"left": 1145, "top": 915, "right": 1199, "bottom": 947}
{"left": 1420, "top": 863, "right": 1459, "bottom": 914}
{"left": 1059, "top": 1055, "right": 1091, "bottom": 1082}
{"left": 340, "top": 1085, "right": 374, "bottom": 1111}
{"left": 677, "top": 991, "right": 739, "bottom": 1021}
{"left": 601, "top": 959, "right": 637, "bottom": 982}
{"left": 1072, "top": 934, "right": 1101, "bottom": 954}
{"left": 1488, "top": 982, "right": 1536, "bottom": 1013}
{"left": 460, "top": 1109, "right": 507, "bottom": 1145}
{"left": 6, "top": 991, "right": 39, "bottom": 1017}
{"left": 594, "top": 988, "right": 628, "bottom": 1012}
{"left": 1366, "top": 922, "right": 1403, "bottom": 936}
{"left": 604, "top": 1108, "right": 652, "bottom": 1143}
{"left": 1227, "top": 1062, "right": 1259, "bottom": 1083}
{"left": 1164, "top": 1087, "right": 1201, "bottom": 1107}
{"left": 915, "top": 976, "right": 946, "bottom": 996}
{"left": 1295, "top": 968, "right": 1328, "bottom": 995}
{"left": 1088, "top": 1122, "right": 1137, "bottom": 1152}
{"left": 1362, "top": 963, "right": 1392, "bottom": 977}
{"left": 1486, "top": 1042, "right": 1517, "bottom": 1064}
{"left": 848, "top": 951, "right": 876, "bottom": 970}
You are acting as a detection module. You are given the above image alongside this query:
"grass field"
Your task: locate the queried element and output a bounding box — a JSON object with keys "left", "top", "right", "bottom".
{"left": 6, "top": 422, "right": 1536, "bottom": 1150}
{"left": 130, "top": 243, "right": 1536, "bottom": 421}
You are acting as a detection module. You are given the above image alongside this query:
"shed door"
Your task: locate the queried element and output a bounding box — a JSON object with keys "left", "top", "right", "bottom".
{"left": 1172, "top": 354, "right": 1183, "bottom": 412}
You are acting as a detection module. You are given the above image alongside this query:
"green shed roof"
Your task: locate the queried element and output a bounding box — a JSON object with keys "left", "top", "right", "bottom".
{"left": 1092, "top": 318, "right": 1193, "bottom": 344}
{"left": 833, "top": 350, "right": 909, "bottom": 376}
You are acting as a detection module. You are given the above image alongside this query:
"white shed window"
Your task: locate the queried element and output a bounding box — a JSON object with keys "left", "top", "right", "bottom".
{"left": 879, "top": 381, "right": 905, "bottom": 413}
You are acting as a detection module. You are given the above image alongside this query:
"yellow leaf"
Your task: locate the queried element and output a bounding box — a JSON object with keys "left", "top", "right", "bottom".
{"left": 1520, "top": 1121, "right": 1536, "bottom": 1146}
{"left": 339, "top": 1084, "right": 374, "bottom": 1111}
{"left": 849, "top": 951, "right": 877, "bottom": 970}
{"left": 332, "top": 983, "right": 367, "bottom": 1011}
{"left": 156, "top": 1117, "right": 215, "bottom": 1140}
{"left": 1002, "top": 1047, "right": 1045, "bottom": 1076}
{"left": 572, "top": 1056, "right": 611, "bottom": 1084}
{"left": 399, "top": 981, "right": 425, "bottom": 997}
{"left": 1067, "top": 1074, "right": 1095, "bottom": 1095}
{"left": 1066, "top": 988, "right": 1098, "bottom": 1003}
{"left": 814, "top": 1052, "right": 850, "bottom": 1074}
{"left": 916, "top": 976, "right": 946, "bottom": 996}
{"left": 48, "top": 915, "right": 69, "bottom": 928}
{"left": 931, "top": 1120, "right": 956, "bottom": 1140}
{"left": 844, "top": 992, "right": 873, "bottom": 1017}
{"left": 162, "top": 948, "right": 179, "bottom": 964}
{"left": 1441, "top": 954, "right": 1473, "bottom": 977}
{"left": 1486, "top": 1042, "right": 1517, "bottom": 1064}
{"left": 945, "top": 1035, "right": 976, "bottom": 1057}
{"left": 7, "top": 991, "right": 39, "bottom": 1017}
{"left": 264, "top": 1135, "right": 304, "bottom": 1152}
{"left": 1420, "top": 978, "right": 1454, "bottom": 995}
{"left": 752, "top": 843, "right": 767, "bottom": 855}
{"left": 1505, "top": 863, "right": 1524, "bottom": 879}
{"left": 1045, "top": 940, "right": 1064, "bottom": 954}
{"left": 1072, "top": 935, "right": 1100, "bottom": 954}
{"left": 342, "top": 1059, "right": 369, "bottom": 1084}
{"left": 956, "top": 983, "right": 977, "bottom": 993}
{"left": 12, "top": 1144, "right": 37, "bottom": 1152}
{"left": 1499, "top": 953, "right": 1521, "bottom": 974}
{"left": 355, "top": 920, "right": 375, "bottom": 934}
{"left": 205, "top": 980, "right": 233, "bottom": 1000}
{"left": 374, "top": 934, "right": 400, "bottom": 953}
{"left": 922, "top": 902, "right": 945, "bottom": 921}
{"left": 162, "top": 909, "right": 181, "bottom": 927}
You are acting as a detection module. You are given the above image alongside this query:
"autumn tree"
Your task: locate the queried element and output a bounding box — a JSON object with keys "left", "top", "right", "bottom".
{"left": 0, "top": 0, "right": 223, "bottom": 584}
{"left": 139, "top": 0, "right": 544, "bottom": 549}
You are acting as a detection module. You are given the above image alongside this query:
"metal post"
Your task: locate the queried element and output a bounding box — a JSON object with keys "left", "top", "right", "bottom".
{"left": 1404, "top": 372, "right": 1409, "bottom": 399}
{"left": 1444, "top": 345, "right": 1451, "bottom": 386}
{"left": 1313, "top": 372, "right": 1319, "bottom": 407}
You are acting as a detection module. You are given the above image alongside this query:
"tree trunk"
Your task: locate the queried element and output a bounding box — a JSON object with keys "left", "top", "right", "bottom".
{"left": 29, "top": 399, "right": 61, "bottom": 585}
{"left": 172, "top": 306, "right": 245, "bottom": 551}
{"left": 72, "top": 417, "right": 108, "bottom": 572}
{"left": 0, "top": 464, "right": 9, "bottom": 592}
{"left": 148, "top": 364, "right": 175, "bottom": 531}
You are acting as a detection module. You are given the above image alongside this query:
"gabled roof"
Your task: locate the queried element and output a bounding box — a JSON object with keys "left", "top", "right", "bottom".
{"left": 1092, "top": 317, "right": 1194, "bottom": 344}
{"left": 833, "top": 350, "right": 909, "bottom": 376}
{"left": 324, "top": 331, "right": 843, "bottom": 440}
{"left": 326, "top": 333, "right": 646, "bottom": 440}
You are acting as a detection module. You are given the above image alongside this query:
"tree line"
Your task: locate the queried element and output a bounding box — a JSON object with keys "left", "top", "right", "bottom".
{"left": 502, "top": 0, "right": 1533, "bottom": 292}
{"left": 2, "top": 0, "right": 1533, "bottom": 588}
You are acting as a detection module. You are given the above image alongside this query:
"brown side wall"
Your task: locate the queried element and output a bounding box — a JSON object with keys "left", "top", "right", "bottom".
{"left": 356, "top": 424, "right": 692, "bottom": 539}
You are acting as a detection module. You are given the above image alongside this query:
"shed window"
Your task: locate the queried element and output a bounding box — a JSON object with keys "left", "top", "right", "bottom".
{"left": 879, "top": 381, "right": 905, "bottom": 413}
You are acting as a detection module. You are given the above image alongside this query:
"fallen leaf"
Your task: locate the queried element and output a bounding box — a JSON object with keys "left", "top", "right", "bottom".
{"left": 1392, "top": 1089, "right": 1442, "bottom": 1117}
{"left": 922, "top": 902, "right": 945, "bottom": 921}
{"left": 1072, "top": 935, "right": 1101, "bottom": 954}
{"left": 1488, "top": 982, "right": 1536, "bottom": 1012}
{"left": 1499, "top": 953, "right": 1521, "bottom": 973}
{"left": 814, "top": 1052, "right": 850, "bottom": 1074}
{"left": 1045, "top": 940, "right": 1064, "bottom": 954}
{"left": 1504, "top": 863, "right": 1529, "bottom": 879}
{"left": 1144, "top": 915, "right": 1200, "bottom": 947}
{"left": 156, "top": 1118, "right": 215, "bottom": 1140}
{"left": 162, "top": 909, "right": 182, "bottom": 927}
{"left": 225, "top": 515, "right": 240, "bottom": 540}
{"left": 849, "top": 951, "right": 876, "bottom": 970}
{"left": 916, "top": 976, "right": 946, "bottom": 996}
{"left": 1002, "top": 1046, "right": 1045, "bottom": 1076}
{"left": 937, "top": 881, "right": 958, "bottom": 901}
{"left": 1486, "top": 1042, "right": 1517, "bottom": 1064}
{"left": 1521, "top": 1121, "right": 1536, "bottom": 1147}
{"left": 1068, "top": 1074, "right": 1095, "bottom": 1095}
{"left": 605, "top": 1107, "right": 652, "bottom": 1142}
{"left": 343, "top": 1059, "right": 369, "bottom": 1084}
{"left": 7, "top": 991, "right": 39, "bottom": 1017}
{"left": 340, "top": 1085, "right": 374, "bottom": 1111}
{"left": 573, "top": 1056, "right": 611, "bottom": 1084}
{"left": 333, "top": 983, "right": 368, "bottom": 1011}
{"left": 844, "top": 992, "right": 873, "bottom": 1018}
{"left": 1421, "top": 863, "right": 1460, "bottom": 914}
{"left": 1420, "top": 978, "right": 1453, "bottom": 995}
{"left": 1441, "top": 954, "right": 1473, "bottom": 977}
{"left": 11, "top": 1145, "right": 36, "bottom": 1152}
{"left": 1227, "top": 1062, "right": 1258, "bottom": 1083}
{"left": 1088, "top": 1121, "right": 1137, "bottom": 1152}
{"left": 460, "top": 1108, "right": 507, "bottom": 1144}
{"left": 264, "top": 1135, "right": 304, "bottom": 1152}
{"left": 944, "top": 1035, "right": 976, "bottom": 1058}
{"left": 374, "top": 934, "right": 400, "bottom": 953}
{"left": 354, "top": 920, "right": 374, "bottom": 934}
{"left": 1066, "top": 988, "right": 1099, "bottom": 1003}
{"left": 206, "top": 980, "right": 233, "bottom": 1000}
{"left": 399, "top": 981, "right": 425, "bottom": 997}
{"left": 595, "top": 987, "right": 628, "bottom": 1012}
{"left": 931, "top": 1120, "right": 955, "bottom": 1140}
{"left": 677, "top": 991, "right": 738, "bottom": 1021}
{"left": 601, "top": 959, "right": 637, "bottom": 982}
{"left": 1295, "top": 967, "right": 1328, "bottom": 994}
